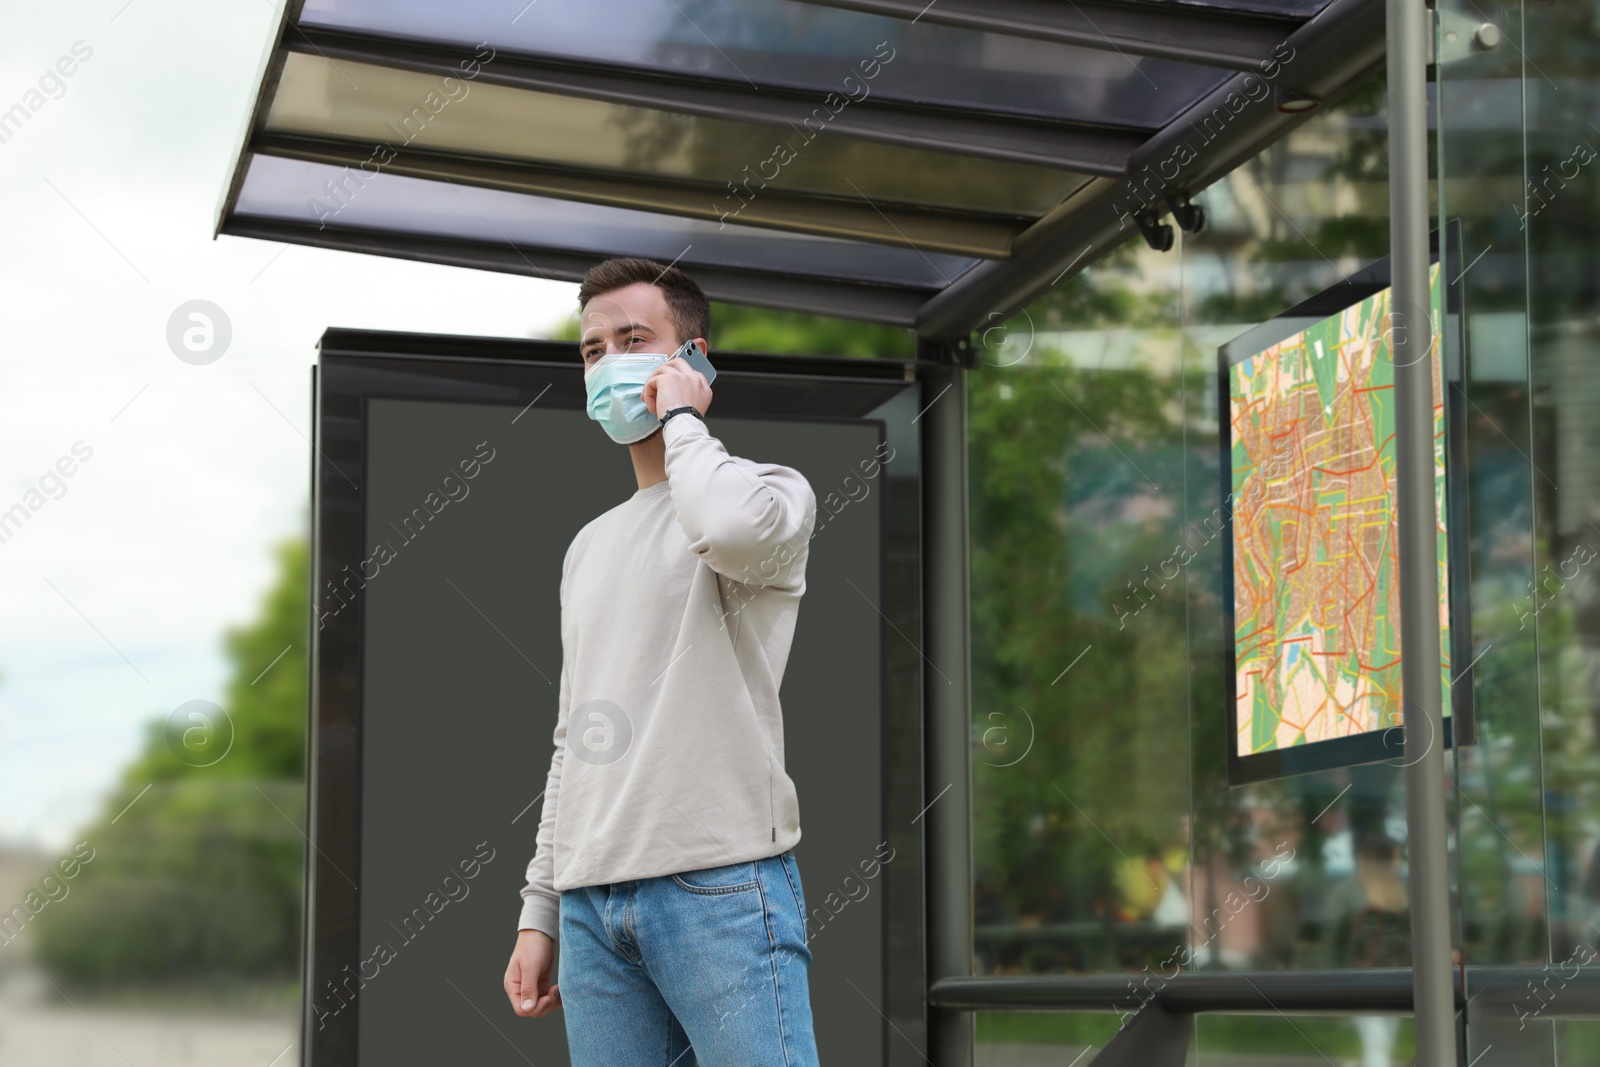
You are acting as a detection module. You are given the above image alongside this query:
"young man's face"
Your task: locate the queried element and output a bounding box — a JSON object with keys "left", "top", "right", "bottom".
{"left": 579, "top": 281, "right": 686, "bottom": 369}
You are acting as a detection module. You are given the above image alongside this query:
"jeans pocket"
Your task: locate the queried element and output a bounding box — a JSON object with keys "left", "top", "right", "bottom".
{"left": 781, "top": 851, "right": 805, "bottom": 914}
{"left": 670, "top": 859, "right": 760, "bottom": 895}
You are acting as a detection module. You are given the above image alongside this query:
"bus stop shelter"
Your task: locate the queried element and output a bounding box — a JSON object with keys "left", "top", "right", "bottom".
{"left": 212, "top": 2, "right": 1476, "bottom": 1065}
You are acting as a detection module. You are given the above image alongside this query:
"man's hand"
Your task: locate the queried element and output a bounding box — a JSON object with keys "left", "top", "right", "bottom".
{"left": 641, "top": 355, "right": 712, "bottom": 418}
{"left": 505, "top": 929, "right": 561, "bottom": 1017}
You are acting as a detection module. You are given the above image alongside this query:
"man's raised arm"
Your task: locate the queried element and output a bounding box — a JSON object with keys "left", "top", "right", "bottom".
{"left": 660, "top": 416, "right": 816, "bottom": 591}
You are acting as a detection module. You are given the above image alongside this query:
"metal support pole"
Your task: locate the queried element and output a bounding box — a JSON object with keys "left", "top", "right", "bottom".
{"left": 1386, "top": 0, "right": 1457, "bottom": 1064}
{"left": 921, "top": 347, "right": 974, "bottom": 1067}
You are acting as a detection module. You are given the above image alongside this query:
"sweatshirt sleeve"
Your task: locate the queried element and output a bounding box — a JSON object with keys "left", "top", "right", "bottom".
{"left": 517, "top": 659, "right": 567, "bottom": 937}
{"left": 517, "top": 544, "right": 576, "bottom": 938}
{"left": 660, "top": 415, "right": 817, "bottom": 591}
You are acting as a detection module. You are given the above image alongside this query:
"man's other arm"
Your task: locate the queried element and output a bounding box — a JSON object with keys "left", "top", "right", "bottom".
{"left": 505, "top": 677, "right": 564, "bottom": 1016}
{"left": 517, "top": 538, "right": 579, "bottom": 938}
{"left": 506, "top": 540, "right": 578, "bottom": 1018}
{"left": 517, "top": 654, "right": 567, "bottom": 938}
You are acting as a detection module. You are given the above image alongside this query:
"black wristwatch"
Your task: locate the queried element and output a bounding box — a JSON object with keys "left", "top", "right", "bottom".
{"left": 660, "top": 406, "right": 703, "bottom": 428}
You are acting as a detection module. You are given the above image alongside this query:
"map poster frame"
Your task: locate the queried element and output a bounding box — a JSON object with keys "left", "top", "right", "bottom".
{"left": 1218, "top": 219, "right": 1475, "bottom": 787}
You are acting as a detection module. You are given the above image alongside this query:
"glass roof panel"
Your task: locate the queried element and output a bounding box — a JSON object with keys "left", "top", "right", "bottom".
{"left": 298, "top": 0, "right": 1231, "bottom": 128}
{"left": 232, "top": 154, "right": 980, "bottom": 288}
{"left": 1163, "top": 0, "right": 1333, "bottom": 15}
{"left": 266, "top": 53, "right": 1090, "bottom": 218}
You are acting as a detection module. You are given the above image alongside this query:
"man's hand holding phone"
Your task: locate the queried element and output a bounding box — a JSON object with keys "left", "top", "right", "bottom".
{"left": 641, "top": 339, "right": 714, "bottom": 418}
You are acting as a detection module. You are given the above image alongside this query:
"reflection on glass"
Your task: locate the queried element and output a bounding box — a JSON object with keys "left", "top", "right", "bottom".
{"left": 1443, "top": 3, "right": 1600, "bottom": 1064}
{"left": 969, "top": 73, "right": 1403, "bottom": 988}
{"left": 1435, "top": 0, "right": 1549, "bottom": 1015}
{"left": 1180, "top": 73, "right": 1407, "bottom": 1008}
{"left": 969, "top": 233, "right": 1189, "bottom": 979}
{"left": 233, "top": 155, "right": 979, "bottom": 288}
{"left": 298, "top": 0, "right": 1229, "bottom": 127}
{"left": 970, "top": 6, "right": 1600, "bottom": 1053}
{"left": 1177, "top": 0, "right": 1335, "bottom": 14}
{"left": 265, "top": 52, "right": 1092, "bottom": 218}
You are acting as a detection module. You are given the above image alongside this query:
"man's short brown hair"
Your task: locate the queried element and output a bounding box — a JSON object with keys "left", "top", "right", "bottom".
{"left": 577, "top": 257, "right": 710, "bottom": 349}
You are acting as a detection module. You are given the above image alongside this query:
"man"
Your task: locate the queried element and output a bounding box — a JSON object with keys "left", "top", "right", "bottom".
{"left": 503, "top": 256, "right": 821, "bottom": 1067}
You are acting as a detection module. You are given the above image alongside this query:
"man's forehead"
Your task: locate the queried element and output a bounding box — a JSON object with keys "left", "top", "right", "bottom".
{"left": 582, "top": 285, "right": 667, "bottom": 329}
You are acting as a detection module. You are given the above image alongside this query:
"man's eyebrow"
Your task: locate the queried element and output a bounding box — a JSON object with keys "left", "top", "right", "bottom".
{"left": 581, "top": 322, "right": 655, "bottom": 348}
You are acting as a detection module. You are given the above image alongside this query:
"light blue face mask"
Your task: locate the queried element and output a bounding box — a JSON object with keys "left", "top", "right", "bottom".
{"left": 583, "top": 339, "right": 716, "bottom": 445}
{"left": 585, "top": 353, "right": 668, "bottom": 444}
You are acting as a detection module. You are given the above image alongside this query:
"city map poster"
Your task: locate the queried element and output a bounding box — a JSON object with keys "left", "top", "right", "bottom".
{"left": 1228, "top": 262, "right": 1451, "bottom": 775}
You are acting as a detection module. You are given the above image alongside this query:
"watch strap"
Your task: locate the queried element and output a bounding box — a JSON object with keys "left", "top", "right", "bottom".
{"left": 661, "top": 406, "right": 703, "bottom": 427}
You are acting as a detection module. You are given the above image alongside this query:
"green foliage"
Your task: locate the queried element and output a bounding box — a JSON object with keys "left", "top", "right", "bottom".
{"left": 32, "top": 781, "right": 304, "bottom": 984}
{"left": 33, "top": 537, "right": 310, "bottom": 985}
{"left": 705, "top": 302, "right": 914, "bottom": 359}
{"left": 548, "top": 296, "right": 915, "bottom": 358}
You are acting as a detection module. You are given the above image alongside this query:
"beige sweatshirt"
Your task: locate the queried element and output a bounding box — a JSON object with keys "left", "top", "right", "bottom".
{"left": 517, "top": 414, "right": 816, "bottom": 938}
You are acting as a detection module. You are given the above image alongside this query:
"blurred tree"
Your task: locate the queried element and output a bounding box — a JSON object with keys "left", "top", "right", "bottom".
{"left": 34, "top": 536, "right": 309, "bottom": 985}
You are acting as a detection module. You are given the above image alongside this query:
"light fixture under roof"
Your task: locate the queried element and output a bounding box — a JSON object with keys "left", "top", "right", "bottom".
{"left": 1274, "top": 85, "right": 1322, "bottom": 113}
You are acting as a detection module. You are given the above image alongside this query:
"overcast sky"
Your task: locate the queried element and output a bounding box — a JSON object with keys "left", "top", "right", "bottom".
{"left": 0, "top": 1, "right": 578, "bottom": 851}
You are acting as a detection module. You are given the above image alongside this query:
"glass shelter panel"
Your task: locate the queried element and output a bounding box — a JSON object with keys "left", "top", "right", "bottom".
{"left": 1436, "top": 0, "right": 1600, "bottom": 1063}
{"left": 971, "top": 2, "right": 1600, "bottom": 1059}
{"left": 969, "top": 69, "right": 1403, "bottom": 987}
{"left": 1180, "top": 70, "right": 1404, "bottom": 984}
{"left": 969, "top": 235, "right": 1190, "bottom": 979}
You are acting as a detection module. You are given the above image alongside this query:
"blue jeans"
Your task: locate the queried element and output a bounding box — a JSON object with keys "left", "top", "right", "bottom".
{"left": 558, "top": 848, "right": 819, "bottom": 1066}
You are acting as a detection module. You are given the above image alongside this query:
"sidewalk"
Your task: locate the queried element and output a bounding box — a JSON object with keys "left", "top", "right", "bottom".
{"left": 0, "top": 968, "right": 296, "bottom": 1067}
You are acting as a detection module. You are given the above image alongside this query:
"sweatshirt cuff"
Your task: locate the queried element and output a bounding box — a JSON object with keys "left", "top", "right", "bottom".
{"left": 661, "top": 410, "right": 708, "bottom": 443}
{"left": 519, "top": 894, "right": 559, "bottom": 939}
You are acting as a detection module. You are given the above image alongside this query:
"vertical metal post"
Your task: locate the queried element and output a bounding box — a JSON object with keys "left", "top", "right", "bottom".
{"left": 1387, "top": 0, "right": 1458, "bottom": 1063}
{"left": 920, "top": 342, "right": 974, "bottom": 1067}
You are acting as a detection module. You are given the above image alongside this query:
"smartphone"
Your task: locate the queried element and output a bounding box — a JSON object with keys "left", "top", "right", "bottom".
{"left": 671, "top": 338, "right": 716, "bottom": 385}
